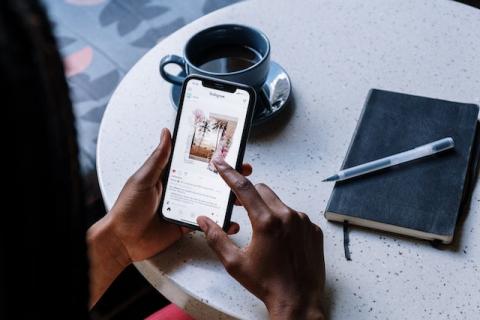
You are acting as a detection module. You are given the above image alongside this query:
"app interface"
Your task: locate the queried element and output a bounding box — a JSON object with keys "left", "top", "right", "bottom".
{"left": 162, "top": 79, "right": 250, "bottom": 226}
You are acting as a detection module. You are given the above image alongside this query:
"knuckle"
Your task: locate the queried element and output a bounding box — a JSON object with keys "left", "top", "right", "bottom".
{"left": 255, "top": 182, "right": 268, "bottom": 190}
{"left": 298, "top": 212, "right": 311, "bottom": 223}
{"left": 257, "top": 214, "right": 281, "bottom": 232}
{"left": 255, "top": 183, "right": 275, "bottom": 197}
{"left": 280, "top": 208, "right": 297, "bottom": 224}
{"left": 223, "top": 255, "right": 241, "bottom": 273}
{"left": 233, "top": 177, "right": 252, "bottom": 191}
{"left": 282, "top": 207, "right": 295, "bottom": 217}
{"left": 206, "top": 230, "right": 223, "bottom": 246}
{"left": 126, "top": 174, "right": 141, "bottom": 186}
{"left": 281, "top": 214, "right": 295, "bottom": 226}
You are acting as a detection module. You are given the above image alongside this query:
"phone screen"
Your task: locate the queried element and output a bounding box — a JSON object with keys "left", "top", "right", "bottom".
{"left": 162, "top": 78, "right": 252, "bottom": 227}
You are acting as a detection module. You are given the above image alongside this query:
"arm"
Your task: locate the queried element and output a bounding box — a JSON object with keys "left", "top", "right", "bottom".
{"left": 197, "top": 158, "right": 326, "bottom": 320}
{"left": 87, "top": 216, "right": 129, "bottom": 308}
{"left": 87, "top": 128, "right": 179, "bottom": 308}
{"left": 87, "top": 129, "right": 248, "bottom": 308}
{"left": 267, "top": 294, "right": 325, "bottom": 320}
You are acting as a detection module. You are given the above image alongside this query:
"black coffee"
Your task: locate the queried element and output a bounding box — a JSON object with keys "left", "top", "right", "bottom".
{"left": 194, "top": 45, "right": 262, "bottom": 73}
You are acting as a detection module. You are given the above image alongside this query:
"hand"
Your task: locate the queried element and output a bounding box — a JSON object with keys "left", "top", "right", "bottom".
{"left": 108, "top": 128, "right": 249, "bottom": 263}
{"left": 197, "top": 158, "right": 326, "bottom": 320}
{"left": 88, "top": 128, "right": 179, "bottom": 308}
{"left": 88, "top": 128, "right": 251, "bottom": 308}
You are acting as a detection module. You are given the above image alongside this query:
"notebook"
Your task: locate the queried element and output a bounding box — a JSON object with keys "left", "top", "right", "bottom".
{"left": 324, "top": 89, "right": 479, "bottom": 244}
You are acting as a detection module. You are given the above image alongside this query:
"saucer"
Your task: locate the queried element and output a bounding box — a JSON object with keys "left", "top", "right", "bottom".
{"left": 169, "top": 61, "right": 292, "bottom": 126}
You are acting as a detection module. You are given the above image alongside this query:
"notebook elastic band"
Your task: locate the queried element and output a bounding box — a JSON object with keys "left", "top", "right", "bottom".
{"left": 343, "top": 221, "right": 352, "bottom": 261}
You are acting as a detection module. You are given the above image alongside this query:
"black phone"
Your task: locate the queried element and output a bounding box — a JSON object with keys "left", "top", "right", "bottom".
{"left": 160, "top": 75, "right": 256, "bottom": 231}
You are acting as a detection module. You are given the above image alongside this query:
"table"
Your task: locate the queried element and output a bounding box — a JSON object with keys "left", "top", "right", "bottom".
{"left": 97, "top": 0, "right": 480, "bottom": 318}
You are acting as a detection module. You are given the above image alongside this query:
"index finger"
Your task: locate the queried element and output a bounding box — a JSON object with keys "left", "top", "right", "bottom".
{"left": 213, "top": 157, "right": 269, "bottom": 221}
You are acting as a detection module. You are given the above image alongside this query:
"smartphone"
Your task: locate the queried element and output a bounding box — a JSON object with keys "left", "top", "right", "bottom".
{"left": 160, "top": 75, "right": 256, "bottom": 231}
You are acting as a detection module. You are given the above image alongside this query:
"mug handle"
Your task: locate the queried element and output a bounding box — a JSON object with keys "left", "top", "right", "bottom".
{"left": 159, "top": 54, "right": 186, "bottom": 85}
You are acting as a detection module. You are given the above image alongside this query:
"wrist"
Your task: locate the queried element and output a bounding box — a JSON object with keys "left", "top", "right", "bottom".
{"left": 265, "top": 291, "right": 325, "bottom": 320}
{"left": 87, "top": 215, "right": 131, "bottom": 270}
{"left": 87, "top": 215, "right": 131, "bottom": 308}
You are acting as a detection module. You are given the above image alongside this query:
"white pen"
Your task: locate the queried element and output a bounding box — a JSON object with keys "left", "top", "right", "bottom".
{"left": 323, "top": 137, "right": 455, "bottom": 182}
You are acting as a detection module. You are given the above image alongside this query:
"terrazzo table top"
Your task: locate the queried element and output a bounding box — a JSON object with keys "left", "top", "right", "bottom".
{"left": 97, "top": 0, "right": 480, "bottom": 318}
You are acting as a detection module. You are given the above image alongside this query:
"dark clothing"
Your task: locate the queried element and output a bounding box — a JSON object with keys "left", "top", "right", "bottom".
{"left": 1, "top": 0, "right": 89, "bottom": 318}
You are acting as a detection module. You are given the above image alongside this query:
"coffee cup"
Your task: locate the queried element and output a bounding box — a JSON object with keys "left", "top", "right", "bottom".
{"left": 159, "top": 24, "right": 270, "bottom": 90}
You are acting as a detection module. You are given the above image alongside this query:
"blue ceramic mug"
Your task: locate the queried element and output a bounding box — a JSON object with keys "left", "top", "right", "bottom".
{"left": 159, "top": 24, "right": 270, "bottom": 90}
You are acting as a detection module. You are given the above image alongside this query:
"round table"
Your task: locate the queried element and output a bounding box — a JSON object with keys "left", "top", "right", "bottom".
{"left": 97, "top": 0, "right": 480, "bottom": 319}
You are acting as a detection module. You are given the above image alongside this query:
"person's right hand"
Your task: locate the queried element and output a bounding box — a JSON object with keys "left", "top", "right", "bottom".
{"left": 197, "top": 158, "right": 326, "bottom": 320}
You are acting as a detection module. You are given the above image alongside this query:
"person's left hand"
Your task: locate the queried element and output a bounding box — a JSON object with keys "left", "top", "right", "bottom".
{"left": 88, "top": 128, "right": 251, "bottom": 307}
{"left": 105, "top": 128, "right": 250, "bottom": 263}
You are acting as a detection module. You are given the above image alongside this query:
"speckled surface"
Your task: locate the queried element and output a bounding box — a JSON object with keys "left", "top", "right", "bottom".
{"left": 96, "top": 0, "right": 480, "bottom": 319}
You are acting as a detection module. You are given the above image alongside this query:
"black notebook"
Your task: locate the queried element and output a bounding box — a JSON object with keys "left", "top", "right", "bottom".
{"left": 325, "top": 89, "right": 479, "bottom": 243}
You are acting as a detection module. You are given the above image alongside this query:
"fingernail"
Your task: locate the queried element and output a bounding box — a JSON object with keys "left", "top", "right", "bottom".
{"left": 196, "top": 216, "right": 209, "bottom": 231}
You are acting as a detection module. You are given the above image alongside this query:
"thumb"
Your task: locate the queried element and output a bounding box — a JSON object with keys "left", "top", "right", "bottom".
{"left": 132, "top": 128, "right": 171, "bottom": 186}
{"left": 197, "top": 216, "right": 241, "bottom": 270}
